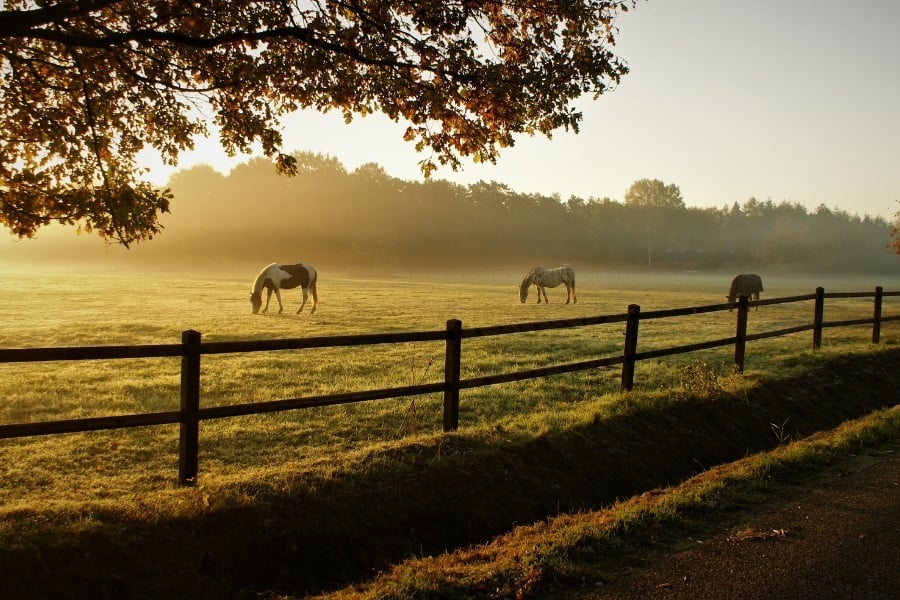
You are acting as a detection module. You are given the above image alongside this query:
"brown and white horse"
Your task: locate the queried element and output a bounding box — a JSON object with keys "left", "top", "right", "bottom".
{"left": 250, "top": 262, "right": 318, "bottom": 314}
{"left": 519, "top": 266, "right": 577, "bottom": 304}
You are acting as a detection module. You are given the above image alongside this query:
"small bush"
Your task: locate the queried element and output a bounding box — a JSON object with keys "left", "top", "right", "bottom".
{"left": 676, "top": 359, "right": 722, "bottom": 400}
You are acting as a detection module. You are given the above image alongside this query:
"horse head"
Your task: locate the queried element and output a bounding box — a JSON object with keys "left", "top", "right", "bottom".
{"left": 250, "top": 291, "right": 263, "bottom": 314}
{"left": 519, "top": 276, "right": 531, "bottom": 303}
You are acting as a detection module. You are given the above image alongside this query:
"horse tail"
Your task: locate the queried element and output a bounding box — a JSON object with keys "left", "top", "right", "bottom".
{"left": 565, "top": 267, "right": 576, "bottom": 303}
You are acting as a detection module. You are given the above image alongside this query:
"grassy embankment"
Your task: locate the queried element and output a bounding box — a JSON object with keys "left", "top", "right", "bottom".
{"left": 0, "top": 269, "right": 897, "bottom": 598}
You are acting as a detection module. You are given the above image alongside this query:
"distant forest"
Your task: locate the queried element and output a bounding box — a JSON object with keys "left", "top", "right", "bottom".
{"left": 14, "top": 152, "right": 899, "bottom": 275}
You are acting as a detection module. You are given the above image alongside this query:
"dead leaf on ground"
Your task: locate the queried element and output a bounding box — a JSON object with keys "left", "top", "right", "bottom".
{"left": 731, "top": 527, "right": 789, "bottom": 541}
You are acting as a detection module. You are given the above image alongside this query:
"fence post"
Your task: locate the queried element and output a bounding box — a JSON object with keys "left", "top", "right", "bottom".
{"left": 179, "top": 329, "right": 201, "bottom": 484}
{"left": 812, "top": 287, "right": 825, "bottom": 350}
{"left": 872, "top": 286, "right": 883, "bottom": 344}
{"left": 733, "top": 295, "right": 749, "bottom": 373}
{"left": 443, "top": 319, "right": 462, "bottom": 432}
{"left": 621, "top": 304, "right": 640, "bottom": 391}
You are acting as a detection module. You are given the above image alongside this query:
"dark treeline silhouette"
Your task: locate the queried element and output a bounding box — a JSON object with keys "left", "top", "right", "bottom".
{"left": 11, "top": 152, "right": 897, "bottom": 275}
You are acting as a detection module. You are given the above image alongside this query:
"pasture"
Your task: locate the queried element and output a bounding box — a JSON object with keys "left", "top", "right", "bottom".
{"left": 1, "top": 266, "right": 897, "bottom": 514}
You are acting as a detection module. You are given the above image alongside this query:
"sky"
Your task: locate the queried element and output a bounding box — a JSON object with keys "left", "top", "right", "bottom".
{"left": 139, "top": 0, "right": 900, "bottom": 221}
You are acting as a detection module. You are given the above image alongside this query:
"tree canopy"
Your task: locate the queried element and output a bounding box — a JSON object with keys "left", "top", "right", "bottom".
{"left": 891, "top": 202, "right": 900, "bottom": 255}
{"left": 0, "top": 0, "right": 638, "bottom": 246}
{"left": 623, "top": 178, "right": 684, "bottom": 209}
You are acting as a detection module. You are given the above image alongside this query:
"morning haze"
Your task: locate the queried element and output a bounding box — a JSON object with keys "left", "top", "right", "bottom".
{"left": 3, "top": 152, "right": 896, "bottom": 278}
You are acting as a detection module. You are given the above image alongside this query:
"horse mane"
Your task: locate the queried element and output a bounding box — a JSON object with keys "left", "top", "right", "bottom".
{"left": 520, "top": 267, "right": 538, "bottom": 292}
{"left": 251, "top": 262, "right": 278, "bottom": 295}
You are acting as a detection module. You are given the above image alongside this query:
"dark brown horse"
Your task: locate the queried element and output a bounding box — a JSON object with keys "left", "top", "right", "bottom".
{"left": 726, "top": 273, "right": 763, "bottom": 310}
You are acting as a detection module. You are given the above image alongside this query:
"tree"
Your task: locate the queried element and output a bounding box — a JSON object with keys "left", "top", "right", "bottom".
{"left": 1, "top": 0, "right": 638, "bottom": 246}
{"left": 623, "top": 178, "right": 685, "bottom": 209}
{"left": 891, "top": 201, "right": 900, "bottom": 255}
{"left": 622, "top": 178, "right": 684, "bottom": 269}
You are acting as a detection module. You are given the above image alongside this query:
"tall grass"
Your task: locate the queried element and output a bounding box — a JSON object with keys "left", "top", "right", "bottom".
{"left": 1, "top": 268, "right": 896, "bottom": 514}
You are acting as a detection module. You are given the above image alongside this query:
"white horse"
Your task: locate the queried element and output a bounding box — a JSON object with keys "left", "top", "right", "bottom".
{"left": 250, "top": 262, "right": 318, "bottom": 314}
{"left": 519, "top": 266, "right": 577, "bottom": 304}
{"left": 726, "top": 273, "right": 763, "bottom": 311}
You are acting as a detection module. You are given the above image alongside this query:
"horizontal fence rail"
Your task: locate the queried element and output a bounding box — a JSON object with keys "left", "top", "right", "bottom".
{"left": 1, "top": 286, "right": 897, "bottom": 484}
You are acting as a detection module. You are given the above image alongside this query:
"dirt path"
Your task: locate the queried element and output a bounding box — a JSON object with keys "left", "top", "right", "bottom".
{"left": 576, "top": 446, "right": 900, "bottom": 600}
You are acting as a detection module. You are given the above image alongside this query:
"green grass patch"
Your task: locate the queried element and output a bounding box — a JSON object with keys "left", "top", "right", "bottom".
{"left": 0, "top": 269, "right": 898, "bottom": 597}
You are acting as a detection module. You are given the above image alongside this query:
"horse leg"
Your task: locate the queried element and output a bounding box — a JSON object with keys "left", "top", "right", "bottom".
{"left": 274, "top": 288, "right": 285, "bottom": 313}
{"left": 263, "top": 289, "right": 273, "bottom": 313}
{"left": 310, "top": 280, "right": 318, "bottom": 314}
{"left": 297, "top": 287, "right": 308, "bottom": 313}
{"left": 539, "top": 285, "right": 548, "bottom": 303}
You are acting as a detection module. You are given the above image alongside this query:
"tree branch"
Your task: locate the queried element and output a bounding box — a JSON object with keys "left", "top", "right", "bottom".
{"left": 0, "top": 0, "right": 121, "bottom": 36}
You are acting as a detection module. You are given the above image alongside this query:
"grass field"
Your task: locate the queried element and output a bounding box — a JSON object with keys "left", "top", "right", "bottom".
{"left": 1, "top": 267, "right": 897, "bottom": 509}
{"left": 1, "top": 266, "right": 898, "bottom": 598}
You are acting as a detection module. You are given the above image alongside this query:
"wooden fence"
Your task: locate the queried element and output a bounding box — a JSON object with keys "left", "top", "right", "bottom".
{"left": 1, "top": 287, "right": 898, "bottom": 484}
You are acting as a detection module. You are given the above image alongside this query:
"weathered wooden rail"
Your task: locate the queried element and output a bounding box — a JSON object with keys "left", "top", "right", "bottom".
{"left": 1, "top": 286, "right": 897, "bottom": 483}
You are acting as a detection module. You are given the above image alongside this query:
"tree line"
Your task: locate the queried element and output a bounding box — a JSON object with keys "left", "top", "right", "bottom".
{"left": 8, "top": 151, "right": 892, "bottom": 275}
{"left": 127, "top": 151, "right": 894, "bottom": 275}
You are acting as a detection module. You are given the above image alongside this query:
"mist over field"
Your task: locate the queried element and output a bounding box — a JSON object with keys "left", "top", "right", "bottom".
{"left": 3, "top": 153, "right": 898, "bottom": 279}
